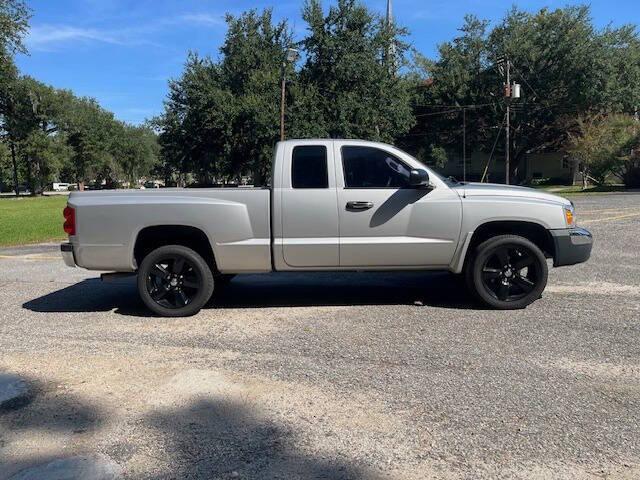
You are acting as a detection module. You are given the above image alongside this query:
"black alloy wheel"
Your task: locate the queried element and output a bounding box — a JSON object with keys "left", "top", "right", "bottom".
{"left": 467, "top": 235, "right": 548, "bottom": 310}
{"left": 137, "top": 245, "right": 214, "bottom": 317}
{"left": 146, "top": 256, "right": 201, "bottom": 308}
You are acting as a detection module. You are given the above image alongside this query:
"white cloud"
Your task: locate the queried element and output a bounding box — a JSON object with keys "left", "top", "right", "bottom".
{"left": 179, "top": 13, "right": 225, "bottom": 27}
{"left": 25, "top": 13, "right": 226, "bottom": 51}
{"left": 26, "top": 25, "right": 125, "bottom": 49}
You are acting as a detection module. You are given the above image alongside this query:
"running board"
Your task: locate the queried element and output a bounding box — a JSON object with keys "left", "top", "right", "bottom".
{"left": 100, "top": 272, "right": 136, "bottom": 283}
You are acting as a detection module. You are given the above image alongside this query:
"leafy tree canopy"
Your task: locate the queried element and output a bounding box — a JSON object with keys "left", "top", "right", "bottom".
{"left": 407, "top": 5, "right": 640, "bottom": 182}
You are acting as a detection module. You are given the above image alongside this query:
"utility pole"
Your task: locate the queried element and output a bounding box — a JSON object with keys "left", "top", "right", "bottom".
{"left": 280, "top": 48, "right": 299, "bottom": 142}
{"left": 280, "top": 68, "right": 286, "bottom": 142}
{"left": 462, "top": 107, "right": 466, "bottom": 182}
{"left": 385, "top": 0, "right": 396, "bottom": 72}
{"left": 505, "top": 58, "right": 510, "bottom": 185}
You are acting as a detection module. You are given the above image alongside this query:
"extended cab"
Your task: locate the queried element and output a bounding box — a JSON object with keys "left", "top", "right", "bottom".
{"left": 61, "top": 139, "right": 592, "bottom": 316}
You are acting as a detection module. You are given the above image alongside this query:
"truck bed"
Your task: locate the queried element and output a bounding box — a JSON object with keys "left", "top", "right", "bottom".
{"left": 67, "top": 188, "right": 272, "bottom": 273}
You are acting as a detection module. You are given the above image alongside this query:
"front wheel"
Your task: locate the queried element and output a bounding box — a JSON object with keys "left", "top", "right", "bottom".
{"left": 465, "top": 235, "right": 548, "bottom": 310}
{"left": 137, "top": 245, "right": 214, "bottom": 317}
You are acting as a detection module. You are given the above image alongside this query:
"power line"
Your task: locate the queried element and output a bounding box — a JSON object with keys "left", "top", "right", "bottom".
{"left": 402, "top": 123, "right": 504, "bottom": 137}
{"left": 414, "top": 109, "right": 460, "bottom": 118}
{"left": 413, "top": 103, "right": 494, "bottom": 109}
{"left": 414, "top": 103, "right": 496, "bottom": 118}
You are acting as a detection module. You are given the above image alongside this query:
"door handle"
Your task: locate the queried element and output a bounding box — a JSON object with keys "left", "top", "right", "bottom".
{"left": 346, "top": 201, "right": 374, "bottom": 210}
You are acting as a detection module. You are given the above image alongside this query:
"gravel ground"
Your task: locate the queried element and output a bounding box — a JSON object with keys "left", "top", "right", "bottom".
{"left": 1, "top": 193, "right": 639, "bottom": 479}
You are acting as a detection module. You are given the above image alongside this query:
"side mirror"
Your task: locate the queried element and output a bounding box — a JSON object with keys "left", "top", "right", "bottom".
{"left": 409, "top": 168, "right": 429, "bottom": 187}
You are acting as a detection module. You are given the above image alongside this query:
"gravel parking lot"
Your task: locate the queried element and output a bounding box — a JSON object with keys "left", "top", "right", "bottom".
{"left": 1, "top": 193, "right": 639, "bottom": 479}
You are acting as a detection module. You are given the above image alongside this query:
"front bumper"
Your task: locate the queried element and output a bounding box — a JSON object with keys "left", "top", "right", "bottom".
{"left": 60, "top": 242, "right": 76, "bottom": 268}
{"left": 550, "top": 227, "right": 593, "bottom": 267}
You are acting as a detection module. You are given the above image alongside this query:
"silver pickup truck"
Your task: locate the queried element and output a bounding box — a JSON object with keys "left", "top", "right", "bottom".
{"left": 61, "top": 139, "right": 592, "bottom": 316}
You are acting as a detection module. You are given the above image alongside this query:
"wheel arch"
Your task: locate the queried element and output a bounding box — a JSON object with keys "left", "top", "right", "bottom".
{"left": 461, "top": 220, "right": 555, "bottom": 271}
{"left": 133, "top": 225, "right": 217, "bottom": 272}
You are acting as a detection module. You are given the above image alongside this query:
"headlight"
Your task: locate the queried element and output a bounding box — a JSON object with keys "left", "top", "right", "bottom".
{"left": 564, "top": 205, "right": 575, "bottom": 227}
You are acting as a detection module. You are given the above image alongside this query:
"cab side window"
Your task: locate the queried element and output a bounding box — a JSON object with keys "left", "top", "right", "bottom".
{"left": 292, "top": 145, "right": 329, "bottom": 189}
{"left": 342, "top": 146, "right": 411, "bottom": 188}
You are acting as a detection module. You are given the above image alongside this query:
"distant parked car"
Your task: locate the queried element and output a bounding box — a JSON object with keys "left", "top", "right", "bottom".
{"left": 52, "top": 182, "right": 71, "bottom": 192}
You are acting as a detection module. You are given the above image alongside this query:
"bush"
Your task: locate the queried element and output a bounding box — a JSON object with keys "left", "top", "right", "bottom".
{"left": 568, "top": 114, "right": 640, "bottom": 188}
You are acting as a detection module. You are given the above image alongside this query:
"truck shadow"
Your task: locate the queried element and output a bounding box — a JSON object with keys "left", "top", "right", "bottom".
{"left": 23, "top": 271, "right": 480, "bottom": 316}
{"left": 211, "top": 271, "right": 478, "bottom": 310}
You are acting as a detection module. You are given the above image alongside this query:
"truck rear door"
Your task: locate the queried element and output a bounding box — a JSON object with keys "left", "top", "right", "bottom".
{"left": 277, "top": 140, "right": 340, "bottom": 267}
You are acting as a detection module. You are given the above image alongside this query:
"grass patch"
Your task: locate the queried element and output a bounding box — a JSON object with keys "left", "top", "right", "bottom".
{"left": 0, "top": 196, "right": 68, "bottom": 246}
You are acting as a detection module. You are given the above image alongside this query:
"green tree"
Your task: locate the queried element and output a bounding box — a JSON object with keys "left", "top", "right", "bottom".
{"left": 0, "top": 0, "right": 30, "bottom": 55}
{"left": 407, "top": 5, "right": 640, "bottom": 183}
{"left": 0, "top": 138, "right": 11, "bottom": 190}
{"left": 0, "top": 0, "right": 31, "bottom": 194}
{"left": 592, "top": 25, "right": 640, "bottom": 113}
{"left": 156, "top": 2, "right": 415, "bottom": 184}
{"left": 568, "top": 114, "right": 640, "bottom": 188}
{"left": 299, "top": 0, "right": 414, "bottom": 142}
{"left": 12, "top": 77, "right": 71, "bottom": 193}
{"left": 57, "top": 96, "right": 118, "bottom": 189}
{"left": 156, "top": 10, "right": 290, "bottom": 185}
{"left": 221, "top": 9, "right": 291, "bottom": 184}
{"left": 429, "top": 144, "right": 448, "bottom": 169}
{"left": 1, "top": 75, "right": 39, "bottom": 194}
{"left": 155, "top": 53, "right": 234, "bottom": 186}
{"left": 2, "top": 2, "right": 158, "bottom": 192}
{"left": 116, "top": 124, "right": 159, "bottom": 186}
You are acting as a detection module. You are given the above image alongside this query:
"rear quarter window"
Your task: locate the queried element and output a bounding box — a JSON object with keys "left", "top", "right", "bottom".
{"left": 291, "top": 146, "right": 329, "bottom": 189}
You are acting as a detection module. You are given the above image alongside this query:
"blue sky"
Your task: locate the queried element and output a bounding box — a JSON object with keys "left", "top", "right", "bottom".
{"left": 15, "top": 0, "right": 640, "bottom": 125}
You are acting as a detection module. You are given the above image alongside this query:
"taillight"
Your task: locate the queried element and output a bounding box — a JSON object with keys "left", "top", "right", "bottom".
{"left": 63, "top": 206, "right": 75, "bottom": 235}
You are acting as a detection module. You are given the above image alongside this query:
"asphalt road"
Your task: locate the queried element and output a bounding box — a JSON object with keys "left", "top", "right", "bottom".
{"left": 1, "top": 193, "right": 639, "bottom": 479}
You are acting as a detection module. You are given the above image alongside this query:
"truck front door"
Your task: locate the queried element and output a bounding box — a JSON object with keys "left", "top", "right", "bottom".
{"left": 334, "top": 142, "right": 461, "bottom": 268}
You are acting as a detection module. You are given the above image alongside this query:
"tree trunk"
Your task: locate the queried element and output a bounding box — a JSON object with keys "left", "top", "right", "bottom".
{"left": 10, "top": 142, "right": 19, "bottom": 197}
{"left": 39, "top": 159, "right": 47, "bottom": 195}
{"left": 25, "top": 155, "right": 35, "bottom": 196}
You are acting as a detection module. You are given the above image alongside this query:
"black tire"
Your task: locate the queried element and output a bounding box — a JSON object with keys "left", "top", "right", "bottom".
{"left": 137, "top": 245, "right": 214, "bottom": 317}
{"left": 465, "top": 235, "right": 548, "bottom": 310}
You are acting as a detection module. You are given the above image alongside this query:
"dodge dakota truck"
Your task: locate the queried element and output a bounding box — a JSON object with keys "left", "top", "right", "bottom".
{"left": 61, "top": 139, "right": 592, "bottom": 316}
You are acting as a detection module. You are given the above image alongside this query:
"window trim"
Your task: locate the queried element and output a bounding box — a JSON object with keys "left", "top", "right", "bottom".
{"left": 291, "top": 145, "right": 329, "bottom": 189}
{"left": 340, "top": 145, "right": 414, "bottom": 190}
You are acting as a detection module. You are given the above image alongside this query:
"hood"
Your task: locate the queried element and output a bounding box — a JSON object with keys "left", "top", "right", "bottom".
{"left": 452, "top": 182, "right": 571, "bottom": 206}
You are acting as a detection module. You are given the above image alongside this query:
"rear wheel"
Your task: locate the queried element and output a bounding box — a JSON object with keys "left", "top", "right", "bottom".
{"left": 137, "top": 245, "right": 214, "bottom": 317}
{"left": 465, "top": 235, "right": 548, "bottom": 310}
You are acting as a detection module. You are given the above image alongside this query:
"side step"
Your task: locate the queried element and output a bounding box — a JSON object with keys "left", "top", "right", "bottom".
{"left": 100, "top": 272, "right": 136, "bottom": 283}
